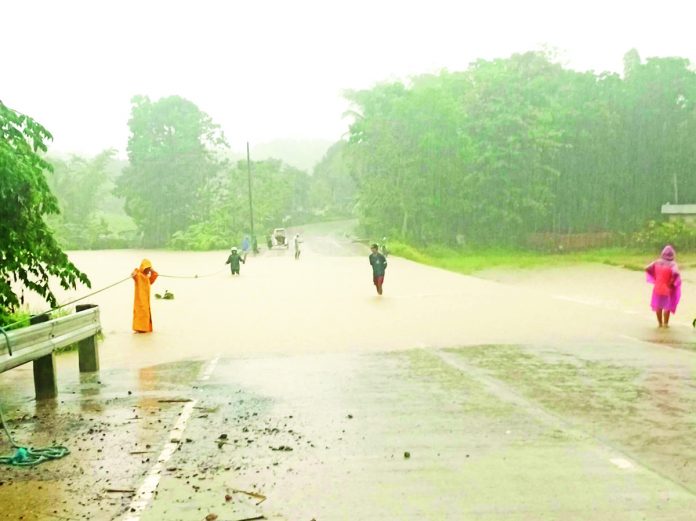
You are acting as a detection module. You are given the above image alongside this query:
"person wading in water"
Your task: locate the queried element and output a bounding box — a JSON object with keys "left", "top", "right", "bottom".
{"left": 226, "top": 247, "right": 245, "bottom": 275}
{"left": 646, "top": 244, "right": 681, "bottom": 328}
{"left": 369, "top": 243, "right": 387, "bottom": 295}
{"left": 131, "top": 258, "right": 158, "bottom": 333}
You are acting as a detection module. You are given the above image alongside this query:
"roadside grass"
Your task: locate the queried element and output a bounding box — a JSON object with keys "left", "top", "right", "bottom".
{"left": 389, "top": 241, "right": 696, "bottom": 274}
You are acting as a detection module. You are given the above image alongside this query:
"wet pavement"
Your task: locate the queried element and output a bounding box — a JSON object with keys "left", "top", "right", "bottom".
{"left": 1, "top": 222, "right": 696, "bottom": 520}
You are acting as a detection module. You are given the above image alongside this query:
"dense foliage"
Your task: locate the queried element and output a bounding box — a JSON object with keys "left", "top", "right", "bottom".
{"left": 46, "top": 150, "right": 137, "bottom": 249}
{"left": 344, "top": 50, "right": 696, "bottom": 246}
{"left": 116, "top": 96, "right": 229, "bottom": 247}
{"left": 105, "top": 94, "right": 319, "bottom": 250}
{"left": 0, "top": 101, "right": 89, "bottom": 320}
{"left": 171, "top": 158, "right": 310, "bottom": 250}
{"left": 308, "top": 141, "right": 356, "bottom": 218}
{"left": 22, "top": 50, "right": 696, "bottom": 256}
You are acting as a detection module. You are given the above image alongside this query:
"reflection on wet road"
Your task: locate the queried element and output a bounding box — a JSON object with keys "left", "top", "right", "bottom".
{"left": 1, "top": 222, "right": 696, "bottom": 520}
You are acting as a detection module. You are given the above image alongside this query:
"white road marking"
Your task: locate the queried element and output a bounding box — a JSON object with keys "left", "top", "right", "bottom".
{"left": 553, "top": 294, "right": 639, "bottom": 315}
{"left": 199, "top": 356, "right": 220, "bottom": 381}
{"left": 121, "top": 356, "right": 219, "bottom": 520}
{"left": 121, "top": 400, "right": 197, "bottom": 521}
{"left": 610, "top": 457, "right": 634, "bottom": 470}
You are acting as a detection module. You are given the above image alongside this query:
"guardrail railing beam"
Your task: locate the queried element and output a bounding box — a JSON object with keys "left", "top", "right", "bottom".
{"left": 1, "top": 306, "right": 102, "bottom": 400}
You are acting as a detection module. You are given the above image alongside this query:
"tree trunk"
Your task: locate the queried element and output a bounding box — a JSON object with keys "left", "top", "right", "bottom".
{"left": 401, "top": 208, "right": 409, "bottom": 238}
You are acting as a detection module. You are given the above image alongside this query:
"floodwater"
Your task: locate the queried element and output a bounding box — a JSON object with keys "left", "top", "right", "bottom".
{"left": 1, "top": 222, "right": 696, "bottom": 520}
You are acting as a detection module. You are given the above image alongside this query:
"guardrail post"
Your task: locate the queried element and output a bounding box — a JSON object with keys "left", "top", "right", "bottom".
{"left": 76, "top": 304, "right": 100, "bottom": 373}
{"left": 30, "top": 314, "right": 58, "bottom": 400}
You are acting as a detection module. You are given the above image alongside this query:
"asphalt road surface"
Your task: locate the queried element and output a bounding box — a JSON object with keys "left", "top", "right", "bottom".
{"left": 1, "top": 222, "right": 695, "bottom": 520}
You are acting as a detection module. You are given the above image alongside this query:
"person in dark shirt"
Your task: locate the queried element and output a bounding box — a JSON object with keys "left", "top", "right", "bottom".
{"left": 294, "top": 233, "right": 302, "bottom": 260}
{"left": 225, "top": 247, "right": 245, "bottom": 275}
{"left": 369, "top": 243, "right": 387, "bottom": 295}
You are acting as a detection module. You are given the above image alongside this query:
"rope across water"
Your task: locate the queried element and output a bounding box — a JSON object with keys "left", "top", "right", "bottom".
{"left": 156, "top": 267, "right": 227, "bottom": 279}
{"left": 0, "top": 263, "right": 225, "bottom": 466}
{"left": 2, "top": 275, "right": 132, "bottom": 331}
{"left": 3, "top": 265, "right": 226, "bottom": 330}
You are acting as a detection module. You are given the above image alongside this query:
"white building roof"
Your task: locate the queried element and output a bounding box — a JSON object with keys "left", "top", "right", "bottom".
{"left": 661, "top": 203, "right": 696, "bottom": 215}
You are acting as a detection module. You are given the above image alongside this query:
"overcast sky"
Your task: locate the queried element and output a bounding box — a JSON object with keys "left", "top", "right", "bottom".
{"left": 2, "top": 0, "right": 695, "bottom": 156}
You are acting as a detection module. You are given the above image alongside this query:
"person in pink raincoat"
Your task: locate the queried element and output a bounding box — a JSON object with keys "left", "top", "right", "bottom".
{"left": 645, "top": 245, "right": 682, "bottom": 328}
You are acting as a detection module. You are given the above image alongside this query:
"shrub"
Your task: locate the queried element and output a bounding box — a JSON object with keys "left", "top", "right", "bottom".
{"left": 0, "top": 309, "right": 31, "bottom": 330}
{"left": 633, "top": 220, "right": 696, "bottom": 251}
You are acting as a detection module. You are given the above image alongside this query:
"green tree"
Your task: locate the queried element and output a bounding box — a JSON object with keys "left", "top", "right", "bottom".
{"left": 0, "top": 101, "right": 90, "bottom": 319}
{"left": 49, "top": 150, "right": 114, "bottom": 223}
{"left": 47, "top": 150, "right": 118, "bottom": 248}
{"left": 170, "top": 158, "right": 311, "bottom": 250}
{"left": 116, "top": 95, "right": 228, "bottom": 246}
{"left": 310, "top": 141, "right": 356, "bottom": 218}
{"left": 343, "top": 49, "right": 696, "bottom": 248}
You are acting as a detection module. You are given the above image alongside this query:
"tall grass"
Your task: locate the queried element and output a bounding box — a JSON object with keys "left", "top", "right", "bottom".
{"left": 389, "top": 242, "right": 696, "bottom": 275}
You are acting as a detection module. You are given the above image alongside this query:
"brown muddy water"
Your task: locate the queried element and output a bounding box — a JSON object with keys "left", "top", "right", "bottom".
{"left": 1, "top": 229, "right": 696, "bottom": 520}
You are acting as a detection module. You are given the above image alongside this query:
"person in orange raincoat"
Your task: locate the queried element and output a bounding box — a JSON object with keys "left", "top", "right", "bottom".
{"left": 131, "top": 259, "right": 158, "bottom": 332}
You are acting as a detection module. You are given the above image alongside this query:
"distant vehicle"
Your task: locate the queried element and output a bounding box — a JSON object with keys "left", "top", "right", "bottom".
{"left": 271, "top": 228, "right": 289, "bottom": 248}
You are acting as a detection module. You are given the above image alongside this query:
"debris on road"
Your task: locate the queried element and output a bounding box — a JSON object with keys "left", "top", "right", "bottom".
{"left": 229, "top": 487, "right": 267, "bottom": 505}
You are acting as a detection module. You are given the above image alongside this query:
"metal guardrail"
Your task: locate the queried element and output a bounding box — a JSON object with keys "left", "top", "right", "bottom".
{"left": 0, "top": 307, "right": 101, "bottom": 374}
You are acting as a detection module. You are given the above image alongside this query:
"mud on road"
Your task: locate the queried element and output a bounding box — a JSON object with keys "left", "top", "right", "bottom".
{"left": 3, "top": 346, "right": 696, "bottom": 521}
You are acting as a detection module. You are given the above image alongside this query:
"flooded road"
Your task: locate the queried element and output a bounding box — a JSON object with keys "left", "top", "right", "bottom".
{"left": 1, "top": 222, "right": 696, "bottom": 520}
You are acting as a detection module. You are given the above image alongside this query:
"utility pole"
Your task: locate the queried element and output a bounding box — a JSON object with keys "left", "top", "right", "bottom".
{"left": 246, "top": 142, "right": 256, "bottom": 251}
